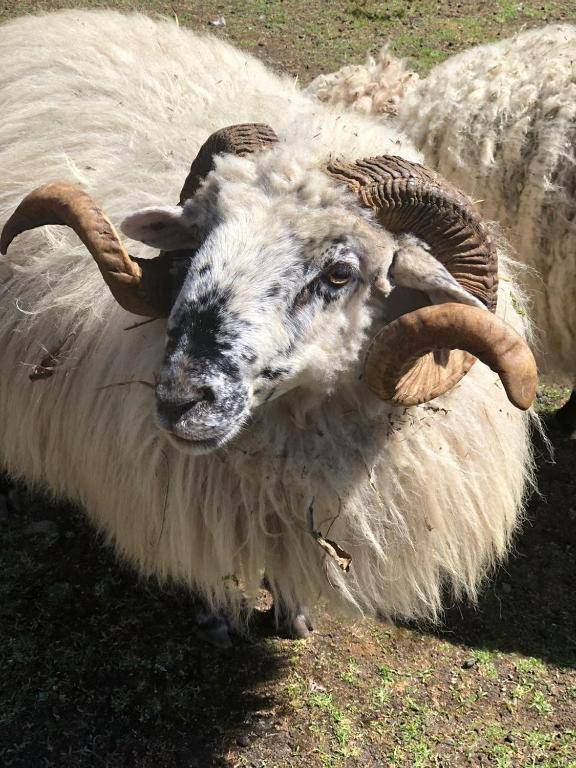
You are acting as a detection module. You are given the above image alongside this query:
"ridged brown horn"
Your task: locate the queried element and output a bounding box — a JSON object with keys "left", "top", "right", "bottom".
{"left": 0, "top": 182, "right": 173, "bottom": 317}
{"left": 324, "top": 155, "right": 530, "bottom": 405}
{"left": 326, "top": 156, "right": 498, "bottom": 310}
{"left": 364, "top": 303, "right": 537, "bottom": 410}
{"left": 1, "top": 127, "right": 279, "bottom": 319}
{"left": 179, "top": 123, "right": 279, "bottom": 204}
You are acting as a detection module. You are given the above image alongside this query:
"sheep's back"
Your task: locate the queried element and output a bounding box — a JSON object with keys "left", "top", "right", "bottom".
{"left": 398, "top": 25, "right": 576, "bottom": 377}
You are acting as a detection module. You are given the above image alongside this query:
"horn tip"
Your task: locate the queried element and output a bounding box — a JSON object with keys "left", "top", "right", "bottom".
{"left": 509, "top": 383, "right": 538, "bottom": 411}
{"left": 0, "top": 229, "right": 13, "bottom": 255}
{"left": 503, "top": 362, "right": 538, "bottom": 411}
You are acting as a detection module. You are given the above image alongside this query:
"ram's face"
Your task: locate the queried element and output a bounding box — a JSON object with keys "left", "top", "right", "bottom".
{"left": 122, "top": 164, "right": 392, "bottom": 453}
{"left": 158, "top": 224, "right": 380, "bottom": 452}
{"left": 0, "top": 139, "right": 537, "bottom": 452}
{"left": 122, "top": 149, "right": 502, "bottom": 454}
{"left": 3, "top": 132, "right": 534, "bottom": 454}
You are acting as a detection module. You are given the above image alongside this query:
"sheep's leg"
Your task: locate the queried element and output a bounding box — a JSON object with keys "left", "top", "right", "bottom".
{"left": 195, "top": 605, "right": 313, "bottom": 645}
{"left": 555, "top": 387, "right": 576, "bottom": 438}
{"left": 260, "top": 576, "right": 314, "bottom": 638}
{"left": 276, "top": 600, "right": 314, "bottom": 639}
{"left": 287, "top": 609, "right": 314, "bottom": 639}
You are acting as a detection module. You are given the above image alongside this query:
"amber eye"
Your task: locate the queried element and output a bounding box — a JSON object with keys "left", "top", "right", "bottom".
{"left": 323, "top": 263, "right": 353, "bottom": 287}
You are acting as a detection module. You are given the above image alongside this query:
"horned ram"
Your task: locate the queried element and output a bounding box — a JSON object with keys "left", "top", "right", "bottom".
{"left": 0, "top": 10, "right": 538, "bottom": 640}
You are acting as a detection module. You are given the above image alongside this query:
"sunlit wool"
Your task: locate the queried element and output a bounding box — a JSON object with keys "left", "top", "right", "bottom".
{"left": 305, "top": 45, "right": 418, "bottom": 117}
{"left": 310, "top": 26, "right": 576, "bottom": 386}
{"left": 0, "top": 10, "right": 536, "bottom": 628}
{"left": 398, "top": 24, "right": 576, "bottom": 384}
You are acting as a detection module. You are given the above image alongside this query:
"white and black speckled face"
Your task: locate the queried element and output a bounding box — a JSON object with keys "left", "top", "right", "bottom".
{"left": 122, "top": 152, "right": 480, "bottom": 453}
{"left": 153, "top": 217, "right": 373, "bottom": 453}
{"left": 120, "top": 149, "right": 393, "bottom": 453}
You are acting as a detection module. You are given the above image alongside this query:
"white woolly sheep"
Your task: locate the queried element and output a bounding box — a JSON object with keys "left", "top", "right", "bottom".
{"left": 305, "top": 45, "right": 418, "bottom": 117}
{"left": 309, "top": 26, "right": 576, "bottom": 434}
{"left": 397, "top": 25, "right": 576, "bottom": 434}
{"left": 0, "top": 10, "right": 538, "bottom": 641}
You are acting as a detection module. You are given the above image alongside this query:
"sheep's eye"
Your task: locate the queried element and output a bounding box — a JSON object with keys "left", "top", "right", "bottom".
{"left": 323, "top": 263, "right": 353, "bottom": 287}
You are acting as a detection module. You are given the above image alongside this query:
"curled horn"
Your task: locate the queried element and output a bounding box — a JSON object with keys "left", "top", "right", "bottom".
{"left": 325, "top": 156, "right": 537, "bottom": 408}
{"left": 0, "top": 182, "right": 171, "bottom": 317}
{"left": 364, "top": 303, "right": 537, "bottom": 410}
{"left": 326, "top": 156, "right": 498, "bottom": 309}
{"left": 0, "top": 124, "right": 278, "bottom": 318}
{"left": 179, "top": 123, "right": 279, "bottom": 204}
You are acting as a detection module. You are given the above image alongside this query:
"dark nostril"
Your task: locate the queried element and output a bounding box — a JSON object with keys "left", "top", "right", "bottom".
{"left": 193, "top": 385, "right": 215, "bottom": 406}
{"left": 157, "top": 384, "right": 216, "bottom": 424}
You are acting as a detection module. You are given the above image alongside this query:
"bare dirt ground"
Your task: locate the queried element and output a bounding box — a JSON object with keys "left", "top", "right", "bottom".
{"left": 1, "top": 2, "right": 575, "bottom": 766}
{"left": 2, "top": 0, "right": 576, "bottom": 78}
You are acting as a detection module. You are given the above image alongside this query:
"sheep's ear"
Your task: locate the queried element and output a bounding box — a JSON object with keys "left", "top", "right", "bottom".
{"left": 388, "top": 236, "right": 484, "bottom": 309}
{"left": 120, "top": 206, "right": 197, "bottom": 250}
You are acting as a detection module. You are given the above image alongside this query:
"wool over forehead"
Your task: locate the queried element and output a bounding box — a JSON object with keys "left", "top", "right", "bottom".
{"left": 188, "top": 145, "right": 391, "bottom": 269}
{"left": 209, "top": 145, "right": 363, "bottom": 213}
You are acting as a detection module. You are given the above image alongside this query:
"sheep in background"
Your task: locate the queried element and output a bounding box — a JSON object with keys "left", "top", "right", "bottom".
{"left": 305, "top": 45, "right": 418, "bottom": 116}
{"left": 308, "top": 25, "right": 576, "bottom": 434}
{"left": 398, "top": 25, "right": 576, "bottom": 434}
{"left": 0, "top": 10, "right": 537, "bottom": 643}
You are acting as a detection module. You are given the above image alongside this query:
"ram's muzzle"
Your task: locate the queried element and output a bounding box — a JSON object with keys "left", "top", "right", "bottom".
{"left": 155, "top": 363, "right": 250, "bottom": 452}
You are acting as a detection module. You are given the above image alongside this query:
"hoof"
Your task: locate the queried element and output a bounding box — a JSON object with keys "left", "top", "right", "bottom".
{"left": 195, "top": 611, "right": 233, "bottom": 649}
{"left": 289, "top": 612, "right": 314, "bottom": 639}
{"left": 254, "top": 603, "right": 314, "bottom": 639}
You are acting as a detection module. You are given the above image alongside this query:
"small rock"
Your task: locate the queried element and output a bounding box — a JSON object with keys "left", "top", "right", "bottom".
{"left": 25, "top": 520, "right": 58, "bottom": 537}
{"left": 236, "top": 734, "right": 251, "bottom": 748}
{"left": 461, "top": 658, "right": 476, "bottom": 670}
{"left": 504, "top": 734, "right": 514, "bottom": 744}
{"left": 209, "top": 16, "right": 226, "bottom": 28}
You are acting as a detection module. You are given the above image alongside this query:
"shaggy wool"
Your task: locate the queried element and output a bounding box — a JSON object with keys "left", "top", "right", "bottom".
{"left": 306, "top": 45, "right": 418, "bottom": 116}
{"left": 0, "top": 10, "right": 537, "bottom": 628}
{"left": 309, "top": 26, "right": 576, "bottom": 382}
{"left": 398, "top": 25, "right": 576, "bottom": 380}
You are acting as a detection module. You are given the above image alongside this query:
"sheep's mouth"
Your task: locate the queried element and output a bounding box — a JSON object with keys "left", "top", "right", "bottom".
{"left": 155, "top": 375, "right": 251, "bottom": 454}
{"left": 159, "top": 414, "right": 248, "bottom": 455}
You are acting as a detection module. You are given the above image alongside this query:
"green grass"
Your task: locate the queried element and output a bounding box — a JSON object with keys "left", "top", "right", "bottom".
{"left": 536, "top": 384, "right": 573, "bottom": 414}
{"left": 2, "top": 0, "right": 575, "bottom": 79}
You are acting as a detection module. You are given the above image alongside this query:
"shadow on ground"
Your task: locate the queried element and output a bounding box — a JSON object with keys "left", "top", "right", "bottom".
{"left": 1, "top": 427, "right": 575, "bottom": 767}
{"left": 0, "top": 480, "right": 289, "bottom": 768}
{"left": 421, "top": 427, "right": 576, "bottom": 669}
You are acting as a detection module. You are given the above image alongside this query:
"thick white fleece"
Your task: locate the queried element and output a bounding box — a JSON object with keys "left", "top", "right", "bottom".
{"left": 0, "top": 10, "right": 535, "bottom": 627}
{"left": 306, "top": 45, "right": 418, "bottom": 116}
{"left": 398, "top": 25, "right": 576, "bottom": 379}
{"left": 310, "top": 26, "right": 576, "bottom": 380}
